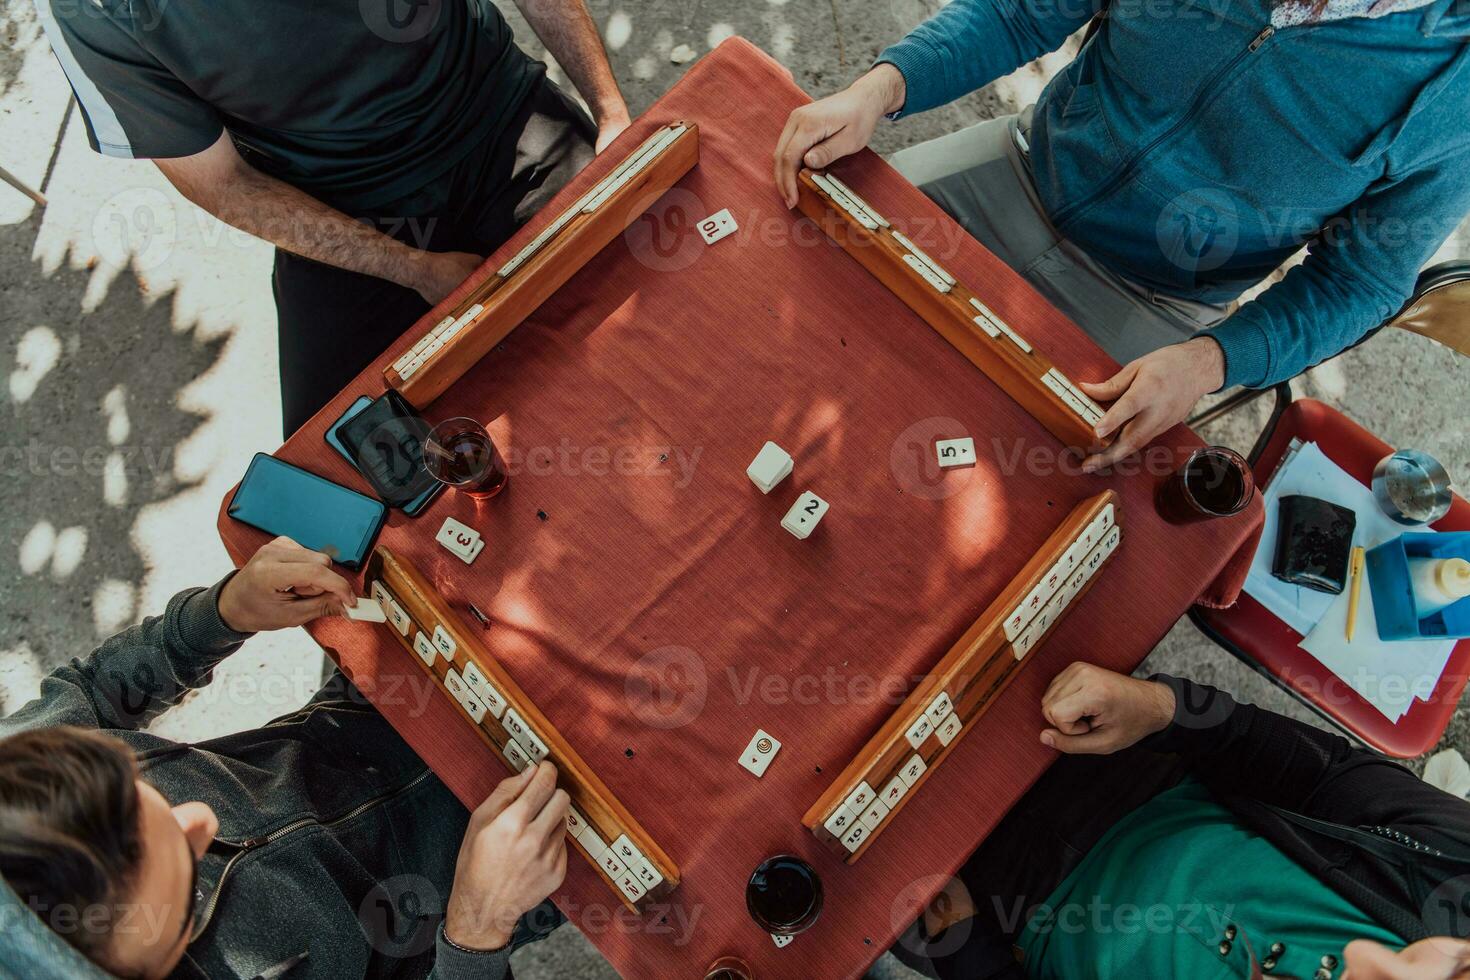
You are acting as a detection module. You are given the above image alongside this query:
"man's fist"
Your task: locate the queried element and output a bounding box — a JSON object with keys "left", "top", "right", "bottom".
{"left": 773, "top": 64, "right": 907, "bottom": 208}
{"left": 1039, "top": 663, "right": 1176, "bottom": 755}
{"left": 444, "top": 762, "right": 570, "bottom": 951}
{"left": 216, "top": 536, "right": 353, "bottom": 632}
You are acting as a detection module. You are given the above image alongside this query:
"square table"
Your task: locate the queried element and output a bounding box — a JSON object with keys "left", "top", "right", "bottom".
{"left": 219, "top": 37, "right": 1263, "bottom": 979}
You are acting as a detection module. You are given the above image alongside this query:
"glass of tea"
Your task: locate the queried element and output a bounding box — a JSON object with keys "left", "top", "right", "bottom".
{"left": 423, "top": 417, "right": 509, "bottom": 499}
{"left": 746, "top": 855, "right": 823, "bottom": 936}
{"left": 703, "top": 956, "right": 753, "bottom": 980}
{"left": 1157, "top": 446, "right": 1254, "bottom": 524}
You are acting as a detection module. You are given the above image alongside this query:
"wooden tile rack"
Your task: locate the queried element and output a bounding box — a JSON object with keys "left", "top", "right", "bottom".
{"left": 802, "top": 491, "right": 1122, "bottom": 861}
{"left": 795, "top": 168, "right": 1112, "bottom": 449}
{"left": 366, "top": 547, "right": 679, "bottom": 911}
{"left": 386, "top": 123, "right": 701, "bottom": 407}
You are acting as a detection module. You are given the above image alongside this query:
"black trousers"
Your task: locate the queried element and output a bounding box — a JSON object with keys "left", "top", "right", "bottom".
{"left": 271, "top": 76, "right": 597, "bottom": 436}
{"left": 891, "top": 746, "right": 1190, "bottom": 979}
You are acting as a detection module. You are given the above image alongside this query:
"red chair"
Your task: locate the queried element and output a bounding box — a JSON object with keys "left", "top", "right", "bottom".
{"left": 1187, "top": 262, "right": 1470, "bottom": 757}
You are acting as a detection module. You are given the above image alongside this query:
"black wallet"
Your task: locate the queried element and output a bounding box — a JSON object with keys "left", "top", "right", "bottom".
{"left": 1271, "top": 494, "right": 1357, "bottom": 595}
{"left": 337, "top": 389, "right": 439, "bottom": 510}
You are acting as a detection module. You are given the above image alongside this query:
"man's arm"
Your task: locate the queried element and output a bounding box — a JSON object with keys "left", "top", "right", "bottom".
{"left": 774, "top": 0, "right": 1098, "bottom": 205}
{"left": 512, "top": 0, "right": 630, "bottom": 152}
{"left": 154, "top": 133, "right": 483, "bottom": 305}
{"left": 877, "top": 0, "right": 1103, "bottom": 119}
{"left": 429, "top": 763, "right": 570, "bottom": 980}
{"left": 1038, "top": 663, "right": 1470, "bottom": 854}
{"left": 1080, "top": 160, "right": 1470, "bottom": 472}
{"left": 0, "top": 538, "right": 351, "bottom": 735}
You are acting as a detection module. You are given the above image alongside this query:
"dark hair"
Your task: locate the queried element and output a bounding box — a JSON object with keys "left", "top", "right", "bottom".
{"left": 0, "top": 727, "right": 143, "bottom": 964}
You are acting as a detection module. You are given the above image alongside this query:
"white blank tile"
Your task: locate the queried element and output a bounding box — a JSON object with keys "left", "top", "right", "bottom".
{"left": 747, "top": 441, "right": 793, "bottom": 494}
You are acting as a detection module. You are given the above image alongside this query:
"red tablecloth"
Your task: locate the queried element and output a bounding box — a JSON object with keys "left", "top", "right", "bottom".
{"left": 218, "top": 38, "right": 1262, "bottom": 979}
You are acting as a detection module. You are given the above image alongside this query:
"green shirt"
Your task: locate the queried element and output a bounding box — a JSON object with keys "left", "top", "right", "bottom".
{"left": 1019, "top": 779, "right": 1404, "bottom": 979}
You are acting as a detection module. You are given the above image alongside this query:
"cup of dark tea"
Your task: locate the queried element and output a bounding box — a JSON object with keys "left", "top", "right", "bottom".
{"left": 1157, "top": 446, "right": 1254, "bottom": 524}
{"left": 424, "top": 417, "right": 509, "bottom": 499}
{"left": 703, "top": 956, "right": 753, "bottom": 980}
{"left": 746, "top": 855, "right": 823, "bottom": 936}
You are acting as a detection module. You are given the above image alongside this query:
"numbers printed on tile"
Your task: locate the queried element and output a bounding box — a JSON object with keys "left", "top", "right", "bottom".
{"left": 860, "top": 797, "right": 890, "bottom": 830}
{"left": 385, "top": 598, "right": 411, "bottom": 637}
{"left": 503, "top": 707, "right": 533, "bottom": 745}
{"left": 412, "top": 631, "right": 437, "bottom": 667}
{"left": 899, "top": 753, "right": 927, "bottom": 788}
{"left": 904, "top": 713, "right": 934, "bottom": 749}
{"left": 611, "top": 835, "right": 644, "bottom": 868}
{"left": 461, "top": 660, "right": 507, "bottom": 719}
{"left": 436, "top": 518, "right": 480, "bottom": 559}
{"left": 739, "top": 729, "right": 782, "bottom": 778}
{"left": 566, "top": 806, "right": 590, "bottom": 839}
{"left": 880, "top": 775, "right": 908, "bottom": 809}
{"left": 840, "top": 821, "right": 869, "bottom": 853}
{"left": 936, "top": 710, "right": 963, "bottom": 746}
{"left": 926, "top": 691, "right": 953, "bottom": 727}
{"left": 598, "top": 850, "right": 627, "bottom": 880}
{"left": 781, "top": 490, "right": 829, "bottom": 540}
{"left": 633, "top": 860, "right": 663, "bottom": 890}
{"left": 697, "top": 207, "right": 738, "bottom": 245}
{"left": 502, "top": 738, "right": 532, "bottom": 773}
{"left": 431, "top": 625, "right": 457, "bottom": 660}
{"left": 823, "top": 805, "right": 858, "bottom": 838}
{"left": 617, "top": 873, "right": 647, "bottom": 902}
{"left": 934, "top": 437, "right": 976, "bottom": 469}
{"left": 842, "top": 782, "right": 875, "bottom": 815}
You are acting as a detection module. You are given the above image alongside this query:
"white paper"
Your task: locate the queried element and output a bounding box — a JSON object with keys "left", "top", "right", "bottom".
{"left": 1300, "top": 570, "right": 1454, "bottom": 722}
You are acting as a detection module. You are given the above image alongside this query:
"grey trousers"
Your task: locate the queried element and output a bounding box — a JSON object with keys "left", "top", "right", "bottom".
{"left": 888, "top": 111, "right": 1230, "bottom": 367}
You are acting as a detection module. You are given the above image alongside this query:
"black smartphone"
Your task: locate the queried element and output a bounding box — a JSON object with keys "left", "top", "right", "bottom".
{"left": 337, "top": 390, "right": 441, "bottom": 511}
{"left": 326, "top": 396, "right": 442, "bottom": 516}
{"left": 228, "top": 453, "right": 387, "bottom": 568}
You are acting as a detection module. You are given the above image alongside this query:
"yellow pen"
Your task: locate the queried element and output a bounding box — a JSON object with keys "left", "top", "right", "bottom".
{"left": 1346, "top": 546, "right": 1366, "bottom": 643}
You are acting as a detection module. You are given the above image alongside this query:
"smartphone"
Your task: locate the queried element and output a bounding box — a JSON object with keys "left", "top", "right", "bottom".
{"left": 325, "top": 396, "right": 442, "bottom": 516}
{"left": 228, "top": 453, "right": 387, "bottom": 568}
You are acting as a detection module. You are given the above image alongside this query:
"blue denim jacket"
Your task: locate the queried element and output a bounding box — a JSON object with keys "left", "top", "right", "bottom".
{"left": 879, "top": 0, "right": 1470, "bottom": 387}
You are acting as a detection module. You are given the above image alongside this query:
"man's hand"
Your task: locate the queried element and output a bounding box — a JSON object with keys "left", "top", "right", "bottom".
{"left": 1078, "top": 337, "right": 1226, "bottom": 473}
{"left": 216, "top": 536, "right": 354, "bottom": 632}
{"left": 444, "top": 762, "right": 570, "bottom": 951}
{"left": 1039, "top": 662, "right": 1176, "bottom": 755}
{"left": 410, "top": 250, "right": 484, "bottom": 306}
{"left": 774, "top": 64, "right": 907, "bottom": 208}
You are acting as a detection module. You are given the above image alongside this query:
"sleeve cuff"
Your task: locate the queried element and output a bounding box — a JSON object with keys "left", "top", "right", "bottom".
{"left": 874, "top": 37, "right": 945, "bottom": 118}
{"left": 434, "top": 925, "right": 512, "bottom": 980}
{"left": 1139, "top": 673, "right": 1244, "bottom": 755}
{"left": 1195, "top": 313, "right": 1273, "bottom": 390}
{"left": 172, "top": 574, "right": 254, "bottom": 657}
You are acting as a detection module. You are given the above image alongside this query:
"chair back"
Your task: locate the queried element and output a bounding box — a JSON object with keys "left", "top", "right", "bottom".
{"left": 1388, "top": 261, "right": 1470, "bottom": 359}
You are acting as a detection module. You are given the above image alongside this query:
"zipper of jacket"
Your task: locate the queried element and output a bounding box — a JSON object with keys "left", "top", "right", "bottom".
{"left": 1049, "top": 24, "right": 1278, "bottom": 230}
{"left": 191, "top": 768, "right": 435, "bottom": 940}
